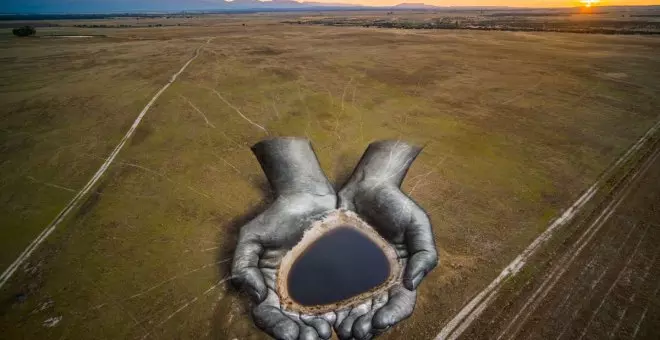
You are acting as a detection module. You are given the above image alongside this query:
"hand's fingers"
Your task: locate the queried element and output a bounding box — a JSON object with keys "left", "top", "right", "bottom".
{"left": 231, "top": 239, "right": 267, "bottom": 303}
{"left": 252, "top": 289, "right": 299, "bottom": 340}
{"left": 402, "top": 200, "right": 438, "bottom": 290}
{"left": 334, "top": 309, "right": 350, "bottom": 329}
{"left": 297, "top": 325, "right": 321, "bottom": 340}
{"left": 352, "top": 317, "right": 374, "bottom": 340}
{"left": 352, "top": 317, "right": 372, "bottom": 339}
{"left": 352, "top": 292, "right": 388, "bottom": 340}
{"left": 283, "top": 311, "right": 326, "bottom": 340}
{"left": 319, "top": 311, "right": 337, "bottom": 327}
{"left": 337, "top": 301, "right": 372, "bottom": 339}
{"left": 301, "top": 315, "right": 333, "bottom": 340}
{"left": 372, "top": 285, "right": 417, "bottom": 332}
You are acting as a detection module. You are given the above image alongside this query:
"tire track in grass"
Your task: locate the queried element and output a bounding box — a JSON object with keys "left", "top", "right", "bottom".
{"left": 436, "top": 117, "right": 660, "bottom": 340}
{"left": 575, "top": 224, "right": 652, "bottom": 340}
{"left": 0, "top": 37, "right": 214, "bottom": 289}
{"left": 607, "top": 246, "right": 658, "bottom": 339}
{"left": 498, "top": 148, "right": 660, "bottom": 340}
{"left": 631, "top": 277, "right": 660, "bottom": 339}
{"left": 550, "top": 219, "right": 637, "bottom": 340}
{"left": 507, "top": 215, "right": 623, "bottom": 340}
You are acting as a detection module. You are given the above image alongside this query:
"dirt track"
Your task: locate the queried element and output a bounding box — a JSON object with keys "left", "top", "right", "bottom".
{"left": 0, "top": 38, "right": 213, "bottom": 289}
{"left": 461, "top": 145, "right": 660, "bottom": 339}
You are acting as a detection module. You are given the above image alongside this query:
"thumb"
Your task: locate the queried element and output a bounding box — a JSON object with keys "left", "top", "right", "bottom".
{"left": 233, "top": 266, "right": 267, "bottom": 302}
{"left": 402, "top": 204, "right": 438, "bottom": 290}
{"left": 403, "top": 250, "right": 437, "bottom": 290}
{"left": 232, "top": 240, "right": 267, "bottom": 302}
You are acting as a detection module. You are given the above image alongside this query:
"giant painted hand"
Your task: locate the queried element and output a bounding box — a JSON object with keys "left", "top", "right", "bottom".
{"left": 231, "top": 138, "right": 337, "bottom": 340}
{"left": 334, "top": 140, "right": 439, "bottom": 340}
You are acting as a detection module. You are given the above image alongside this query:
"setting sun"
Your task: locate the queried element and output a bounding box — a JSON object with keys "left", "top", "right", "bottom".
{"left": 580, "top": 0, "right": 601, "bottom": 7}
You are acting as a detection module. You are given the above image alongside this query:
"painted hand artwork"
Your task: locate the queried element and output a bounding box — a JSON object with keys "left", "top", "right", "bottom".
{"left": 231, "top": 137, "right": 438, "bottom": 340}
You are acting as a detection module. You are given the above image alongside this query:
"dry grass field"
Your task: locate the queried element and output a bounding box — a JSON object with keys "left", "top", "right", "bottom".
{"left": 1, "top": 12, "right": 659, "bottom": 339}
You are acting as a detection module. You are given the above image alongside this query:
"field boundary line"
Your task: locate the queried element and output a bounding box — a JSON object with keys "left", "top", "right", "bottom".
{"left": 0, "top": 37, "right": 214, "bottom": 289}
{"left": 497, "top": 148, "right": 660, "bottom": 340}
{"left": 436, "top": 117, "right": 660, "bottom": 340}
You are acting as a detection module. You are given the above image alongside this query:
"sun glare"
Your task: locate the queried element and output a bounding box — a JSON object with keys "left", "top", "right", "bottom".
{"left": 580, "top": 0, "right": 600, "bottom": 7}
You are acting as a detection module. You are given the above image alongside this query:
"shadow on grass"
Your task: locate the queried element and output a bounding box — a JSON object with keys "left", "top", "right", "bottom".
{"left": 211, "top": 176, "right": 271, "bottom": 339}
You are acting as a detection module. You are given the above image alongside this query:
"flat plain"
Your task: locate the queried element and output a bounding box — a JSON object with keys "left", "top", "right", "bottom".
{"left": 1, "top": 10, "right": 659, "bottom": 339}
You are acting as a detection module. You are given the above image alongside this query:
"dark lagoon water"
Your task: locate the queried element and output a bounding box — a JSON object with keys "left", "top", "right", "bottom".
{"left": 287, "top": 226, "right": 390, "bottom": 306}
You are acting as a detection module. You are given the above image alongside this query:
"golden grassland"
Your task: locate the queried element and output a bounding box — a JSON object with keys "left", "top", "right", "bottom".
{"left": 1, "top": 13, "right": 659, "bottom": 339}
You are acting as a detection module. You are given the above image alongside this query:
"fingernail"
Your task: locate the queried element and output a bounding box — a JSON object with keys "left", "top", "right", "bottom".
{"left": 249, "top": 287, "right": 262, "bottom": 302}
{"left": 412, "top": 272, "right": 424, "bottom": 289}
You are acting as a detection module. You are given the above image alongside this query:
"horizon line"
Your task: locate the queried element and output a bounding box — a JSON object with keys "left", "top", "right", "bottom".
{"left": 2, "top": 4, "right": 658, "bottom": 16}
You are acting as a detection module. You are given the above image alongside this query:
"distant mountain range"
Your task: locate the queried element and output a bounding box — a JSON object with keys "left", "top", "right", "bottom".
{"left": 3, "top": 1, "right": 657, "bottom": 15}
{"left": 0, "top": 0, "right": 470, "bottom": 14}
{"left": 394, "top": 3, "right": 439, "bottom": 9}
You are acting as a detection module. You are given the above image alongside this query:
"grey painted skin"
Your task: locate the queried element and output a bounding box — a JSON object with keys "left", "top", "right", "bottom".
{"left": 231, "top": 137, "right": 438, "bottom": 340}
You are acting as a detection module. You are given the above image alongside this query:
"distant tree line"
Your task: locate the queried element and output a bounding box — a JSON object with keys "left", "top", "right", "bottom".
{"left": 12, "top": 26, "right": 35, "bottom": 37}
{"left": 291, "top": 17, "right": 660, "bottom": 35}
{"left": 72, "top": 23, "right": 191, "bottom": 28}
{"left": 73, "top": 24, "right": 136, "bottom": 28}
{"left": 287, "top": 19, "right": 460, "bottom": 29}
{"left": 0, "top": 14, "right": 196, "bottom": 21}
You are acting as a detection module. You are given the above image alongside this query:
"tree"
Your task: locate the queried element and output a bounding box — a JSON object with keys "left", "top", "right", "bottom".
{"left": 12, "top": 26, "right": 36, "bottom": 37}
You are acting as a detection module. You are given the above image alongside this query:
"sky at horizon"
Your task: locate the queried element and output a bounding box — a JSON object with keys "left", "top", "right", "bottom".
{"left": 2, "top": 0, "right": 659, "bottom": 13}
{"left": 321, "top": 0, "right": 658, "bottom": 5}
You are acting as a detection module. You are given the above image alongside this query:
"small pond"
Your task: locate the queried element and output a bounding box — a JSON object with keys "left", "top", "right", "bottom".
{"left": 287, "top": 226, "right": 390, "bottom": 306}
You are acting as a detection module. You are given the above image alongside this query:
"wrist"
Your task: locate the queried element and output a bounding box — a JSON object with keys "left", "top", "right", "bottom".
{"left": 347, "top": 140, "right": 422, "bottom": 188}
{"left": 252, "top": 137, "right": 335, "bottom": 197}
